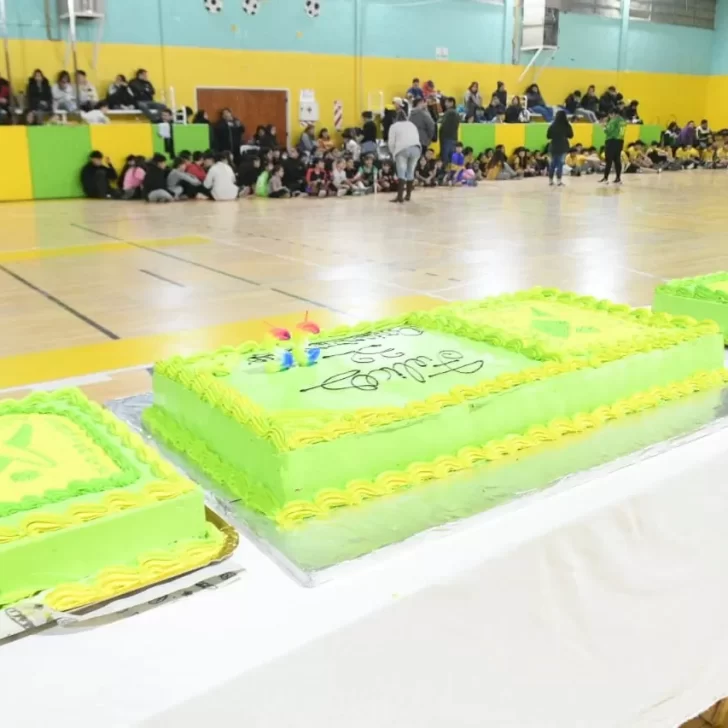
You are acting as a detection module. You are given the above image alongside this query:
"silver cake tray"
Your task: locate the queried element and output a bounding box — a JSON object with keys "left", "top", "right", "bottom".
{"left": 108, "top": 386, "right": 728, "bottom": 587}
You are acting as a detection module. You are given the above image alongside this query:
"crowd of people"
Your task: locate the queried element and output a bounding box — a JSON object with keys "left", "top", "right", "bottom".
{"left": 0, "top": 68, "right": 168, "bottom": 125}
{"left": 401, "top": 77, "right": 643, "bottom": 126}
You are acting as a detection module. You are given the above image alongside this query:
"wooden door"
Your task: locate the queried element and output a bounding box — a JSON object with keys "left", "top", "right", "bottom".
{"left": 196, "top": 88, "right": 288, "bottom": 144}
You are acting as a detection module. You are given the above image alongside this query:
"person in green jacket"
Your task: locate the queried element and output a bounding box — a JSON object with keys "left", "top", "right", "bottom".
{"left": 600, "top": 110, "right": 627, "bottom": 184}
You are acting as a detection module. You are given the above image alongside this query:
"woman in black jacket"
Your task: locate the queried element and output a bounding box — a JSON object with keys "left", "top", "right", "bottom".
{"left": 546, "top": 110, "right": 573, "bottom": 186}
{"left": 26, "top": 69, "right": 52, "bottom": 113}
{"left": 212, "top": 108, "right": 245, "bottom": 165}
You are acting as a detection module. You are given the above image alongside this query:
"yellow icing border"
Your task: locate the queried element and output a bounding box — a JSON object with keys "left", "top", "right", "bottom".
{"left": 274, "top": 368, "right": 728, "bottom": 528}
{"left": 154, "top": 288, "right": 720, "bottom": 452}
{"left": 0, "top": 388, "right": 193, "bottom": 542}
{"left": 44, "top": 531, "right": 224, "bottom": 611}
{"left": 0, "top": 480, "right": 194, "bottom": 545}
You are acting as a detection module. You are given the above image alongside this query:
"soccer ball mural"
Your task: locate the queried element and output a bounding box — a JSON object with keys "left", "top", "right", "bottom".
{"left": 243, "top": 0, "right": 260, "bottom": 14}
{"left": 204, "top": 0, "right": 223, "bottom": 12}
{"left": 305, "top": 0, "right": 321, "bottom": 17}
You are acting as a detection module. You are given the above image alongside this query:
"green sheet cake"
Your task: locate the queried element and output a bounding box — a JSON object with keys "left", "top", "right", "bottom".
{"left": 144, "top": 288, "right": 728, "bottom": 530}
{"left": 0, "top": 389, "right": 224, "bottom": 610}
{"left": 654, "top": 272, "right": 728, "bottom": 342}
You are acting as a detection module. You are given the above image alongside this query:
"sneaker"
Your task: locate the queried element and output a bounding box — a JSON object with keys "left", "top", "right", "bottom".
{"left": 614, "top": 178, "right": 623, "bottom": 185}
{"left": 336, "top": 188, "right": 347, "bottom": 197}
{"left": 598, "top": 177, "right": 608, "bottom": 184}
{"left": 557, "top": 180, "right": 565, "bottom": 187}
{"left": 549, "top": 179, "right": 554, "bottom": 186}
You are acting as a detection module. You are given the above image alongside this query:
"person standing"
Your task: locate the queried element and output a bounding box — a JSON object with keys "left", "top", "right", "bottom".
{"left": 388, "top": 110, "right": 421, "bottom": 203}
{"left": 546, "top": 110, "right": 573, "bottom": 187}
{"left": 599, "top": 109, "right": 627, "bottom": 185}
{"left": 439, "top": 97, "right": 460, "bottom": 165}
{"left": 213, "top": 108, "right": 245, "bottom": 165}
{"left": 409, "top": 97, "right": 436, "bottom": 148}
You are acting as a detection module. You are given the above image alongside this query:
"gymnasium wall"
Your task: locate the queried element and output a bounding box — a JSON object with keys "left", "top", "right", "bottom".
{"left": 2, "top": 0, "right": 723, "bottom": 130}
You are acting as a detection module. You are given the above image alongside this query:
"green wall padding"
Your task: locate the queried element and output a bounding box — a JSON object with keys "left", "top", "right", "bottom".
{"left": 592, "top": 125, "right": 606, "bottom": 150}
{"left": 174, "top": 124, "right": 213, "bottom": 153}
{"left": 153, "top": 123, "right": 212, "bottom": 159}
{"left": 28, "top": 126, "right": 92, "bottom": 199}
{"left": 461, "top": 124, "right": 496, "bottom": 155}
{"left": 525, "top": 123, "right": 549, "bottom": 152}
{"left": 640, "top": 124, "right": 663, "bottom": 144}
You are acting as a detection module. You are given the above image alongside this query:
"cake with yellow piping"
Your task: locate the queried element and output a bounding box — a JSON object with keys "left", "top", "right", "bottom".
{"left": 0, "top": 389, "right": 224, "bottom": 610}
{"left": 144, "top": 287, "right": 727, "bottom": 530}
{"left": 653, "top": 272, "right": 728, "bottom": 342}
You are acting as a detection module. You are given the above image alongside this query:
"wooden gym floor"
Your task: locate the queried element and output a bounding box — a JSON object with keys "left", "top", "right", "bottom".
{"left": 2, "top": 171, "right": 728, "bottom": 403}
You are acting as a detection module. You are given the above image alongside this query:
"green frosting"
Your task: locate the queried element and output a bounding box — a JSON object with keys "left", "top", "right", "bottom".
{"left": 146, "top": 292, "right": 724, "bottom": 521}
{"left": 654, "top": 273, "right": 728, "bottom": 341}
{"left": 0, "top": 391, "right": 214, "bottom": 607}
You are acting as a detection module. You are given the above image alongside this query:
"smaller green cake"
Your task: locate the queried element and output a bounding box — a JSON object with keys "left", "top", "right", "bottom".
{"left": 654, "top": 272, "right": 728, "bottom": 342}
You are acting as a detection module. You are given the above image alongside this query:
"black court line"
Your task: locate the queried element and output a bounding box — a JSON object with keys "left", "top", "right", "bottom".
{"left": 70, "top": 223, "right": 123, "bottom": 241}
{"left": 127, "top": 242, "right": 263, "bottom": 286}
{"left": 0, "top": 264, "right": 120, "bottom": 340}
{"left": 69, "top": 222, "right": 345, "bottom": 314}
{"left": 139, "top": 269, "right": 185, "bottom": 287}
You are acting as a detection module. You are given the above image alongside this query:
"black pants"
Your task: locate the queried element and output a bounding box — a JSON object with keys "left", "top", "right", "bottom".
{"left": 604, "top": 139, "right": 624, "bottom": 180}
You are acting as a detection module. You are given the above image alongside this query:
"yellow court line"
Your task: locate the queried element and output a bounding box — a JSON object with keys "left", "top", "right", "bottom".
{"left": 0, "top": 236, "right": 209, "bottom": 264}
{"left": 0, "top": 295, "right": 441, "bottom": 390}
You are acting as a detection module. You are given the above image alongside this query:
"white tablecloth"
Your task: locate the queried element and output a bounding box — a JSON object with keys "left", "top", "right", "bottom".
{"left": 4, "top": 427, "right": 728, "bottom": 728}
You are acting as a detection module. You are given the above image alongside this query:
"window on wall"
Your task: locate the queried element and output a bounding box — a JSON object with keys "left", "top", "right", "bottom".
{"left": 547, "top": 0, "right": 715, "bottom": 27}
{"left": 545, "top": 0, "right": 621, "bottom": 20}
{"left": 629, "top": 0, "right": 715, "bottom": 29}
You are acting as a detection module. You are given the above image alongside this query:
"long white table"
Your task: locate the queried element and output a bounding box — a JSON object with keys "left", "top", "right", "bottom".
{"left": 4, "top": 425, "right": 728, "bottom": 727}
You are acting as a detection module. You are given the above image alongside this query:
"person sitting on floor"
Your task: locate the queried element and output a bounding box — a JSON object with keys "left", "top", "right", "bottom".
{"left": 305, "top": 158, "right": 329, "bottom": 197}
{"left": 695, "top": 119, "right": 713, "bottom": 149}
{"left": 143, "top": 153, "right": 174, "bottom": 202}
{"left": 122, "top": 156, "right": 147, "bottom": 199}
{"left": 237, "top": 155, "right": 262, "bottom": 196}
{"left": 187, "top": 152, "right": 207, "bottom": 182}
{"left": 282, "top": 147, "right": 306, "bottom": 195}
{"left": 713, "top": 140, "right": 728, "bottom": 168}
{"left": 675, "top": 143, "right": 700, "bottom": 169}
{"left": 268, "top": 164, "right": 291, "bottom": 198}
{"left": 203, "top": 152, "right": 239, "bottom": 200}
{"left": 167, "top": 157, "right": 202, "bottom": 199}
{"left": 81, "top": 151, "right": 119, "bottom": 199}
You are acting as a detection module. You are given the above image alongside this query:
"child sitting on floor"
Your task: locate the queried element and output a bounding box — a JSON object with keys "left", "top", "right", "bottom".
{"left": 331, "top": 158, "right": 353, "bottom": 196}
{"left": 415, "top": 155, "right": 435, "bottom": 186}
{"left": 565, "top": 146, "right": 586, "bottom": 176}
{"left": 378, "top": 160, "right": 396, "bottom": 192}
{"left": 187, "top": 151, "right": 207, "bottom": 182}
{"left": 268, "top": 164, "right": 291, "bottom": 198}
{"left": 676, "top": 144, "right": 700, "bottom": 169}
{"left": 306, "top": 158, "right": 329, "bottom": 197}
{"left": 122, "top": 155, "right": 146, "bottom": 199}
{"left": 238, "top": 155, "right": 262, "bottom": 196}
{"left": 715, "top": 140, "right": 728, "bottom": 169}
{"left": 357, "top": 154, "right": 377, "bottom": 193}
{"left": 446, "top": 141, "right": 465, "bottom": 185}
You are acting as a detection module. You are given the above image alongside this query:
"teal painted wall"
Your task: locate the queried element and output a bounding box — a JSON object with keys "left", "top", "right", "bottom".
{"left": 2, "top": 0, "right": 720, "bottom": 75}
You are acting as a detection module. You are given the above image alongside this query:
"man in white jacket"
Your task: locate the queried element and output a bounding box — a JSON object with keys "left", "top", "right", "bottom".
{"left": 387, "top": 110, "right": 421, "bottom": 203}
{"left": 203, "top": 153, "right": 239, "bottom": 201}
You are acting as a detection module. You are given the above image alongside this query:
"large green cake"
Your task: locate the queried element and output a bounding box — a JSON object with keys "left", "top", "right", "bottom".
{"left": 0, "top": 389, "right": 224, "bottom": 610}
{"left": 144, "top": 288, "right": 726, "bottom": 530}
{"left": 654, "top": 272, "right": 728, "bottom": 342}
